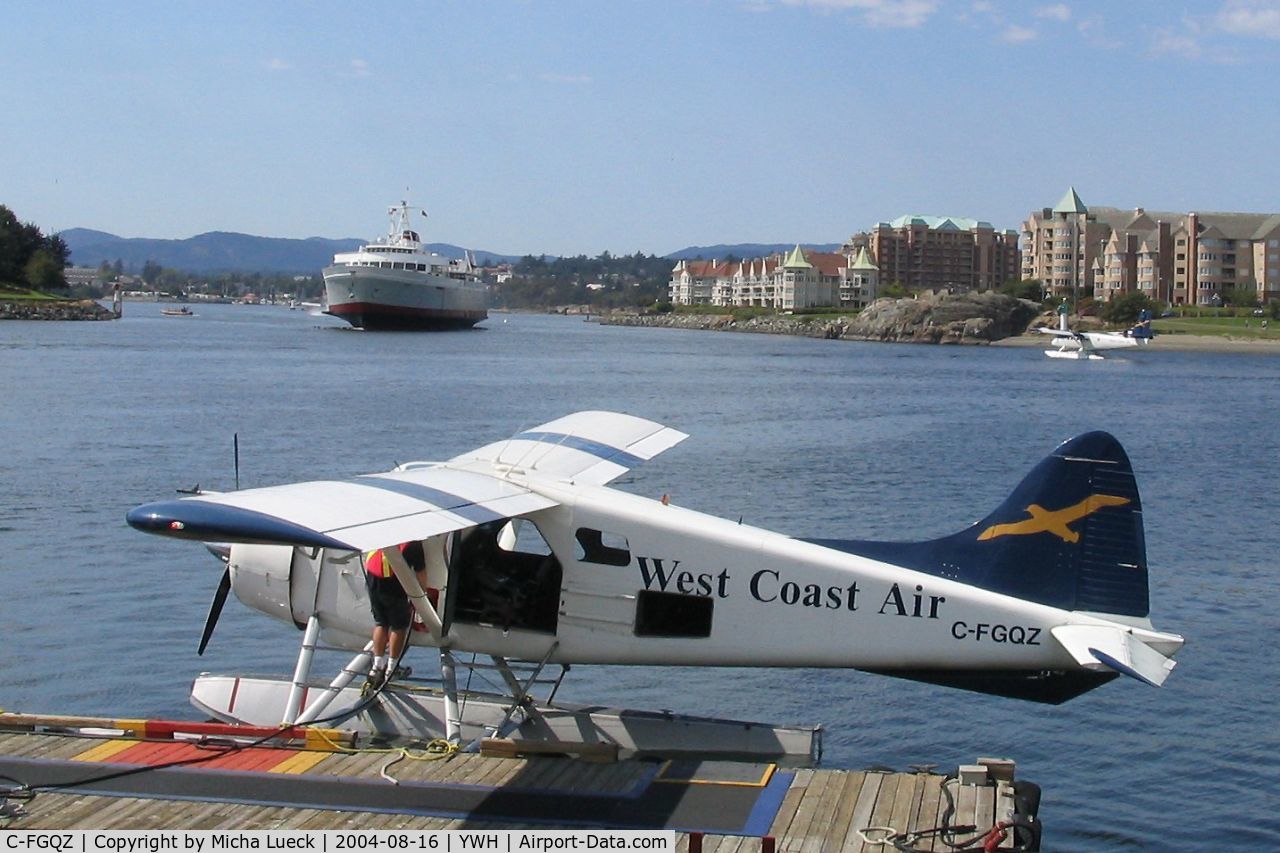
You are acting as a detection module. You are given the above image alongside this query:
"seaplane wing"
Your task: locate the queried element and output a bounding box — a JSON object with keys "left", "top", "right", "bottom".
{"left": 126, "top": 411, "right": 685, "bottom": 553}
{"left": 126, "top": 467, "right": 558, "bottom": 553}
{"left": 447, "top": 410, "right": 688, "bottom": 486}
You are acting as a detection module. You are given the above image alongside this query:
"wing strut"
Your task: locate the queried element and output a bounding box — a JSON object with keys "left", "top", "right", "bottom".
{"left": 381, "top": 545, "right": 444, "bottom": 639}
{"left": 462, "top": 646, "right": 562, "bottom": 752}
{"left": 283, "top": 615, "right": 323, "bottom": 725}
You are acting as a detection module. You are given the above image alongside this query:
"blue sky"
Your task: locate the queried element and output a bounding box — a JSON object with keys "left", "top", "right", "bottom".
{"left": 3, "top": 0, "right": 1279, "bottom": 256}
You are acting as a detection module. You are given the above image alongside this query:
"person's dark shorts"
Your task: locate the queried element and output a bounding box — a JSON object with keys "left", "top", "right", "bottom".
{"left": 365, "top": 573, "right": 413, "bottom": 630}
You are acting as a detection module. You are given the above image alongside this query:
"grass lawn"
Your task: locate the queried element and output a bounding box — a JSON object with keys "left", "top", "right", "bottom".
{"left": 1154, "top": 314, "right": 1278, "bottom": 340}
{"left": 0, "top": 285, "right": 63, "bottom": 301}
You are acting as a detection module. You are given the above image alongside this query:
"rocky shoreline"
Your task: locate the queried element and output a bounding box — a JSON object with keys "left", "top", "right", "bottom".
{"left": 600, "top": 291, "right": 1040, "bottom": 345}
{"left": 0, "top": 299, "right": 118, "bottom": 321}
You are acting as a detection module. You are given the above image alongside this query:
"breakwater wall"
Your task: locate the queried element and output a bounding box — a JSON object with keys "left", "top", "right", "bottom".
{"left": 600, "top": 292, "right": 1040, "bottom": 345}
{"left": 0, "top": 299, "right": 117, "bottom": 321}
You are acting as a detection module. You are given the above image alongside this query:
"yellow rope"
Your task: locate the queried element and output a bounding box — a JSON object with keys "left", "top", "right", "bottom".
{"left": 307, "top": 726, "right": 459, "bottom": 762}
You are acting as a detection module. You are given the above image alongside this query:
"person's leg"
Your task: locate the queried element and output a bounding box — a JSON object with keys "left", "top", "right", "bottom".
{"left": 388, "top": 627, "right": 407, "bottom": 660}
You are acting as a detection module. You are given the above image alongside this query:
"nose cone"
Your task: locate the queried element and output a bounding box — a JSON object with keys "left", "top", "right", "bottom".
{"left": 205, "top": 542, "right": 232, "bottom": 563}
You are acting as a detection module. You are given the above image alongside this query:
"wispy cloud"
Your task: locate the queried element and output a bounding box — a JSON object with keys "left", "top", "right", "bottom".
{"left": 1214, "top": 0, "right": 1280, "bottom": 39}
{"left": 1075, "top": 14, "right": 1123, "bottom": 49}
{"left": 264, "top": 58, "right": 292, "bottom": 72}
{"left": 1036, "top": 4, "right": 1071, "bottom": 23}
{"left": 1148, "top": 25, "right": 1204, "bottom": 60}
{"left": 1002, "top": 24, "right": 1038, "bottom": 43}
{"left": 780, "top": 0, "right": 940, "bottom": 28}
{"left": 345, "top": 59, "right": 372, "bottom": 79}
{"left": 1145, "top": 2, "right": 1279, "bottom": 62}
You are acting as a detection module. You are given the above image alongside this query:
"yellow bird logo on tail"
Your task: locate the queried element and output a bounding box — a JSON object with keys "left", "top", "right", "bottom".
{"left": 977, "top": 494, "right": 1131, "bottom": 544}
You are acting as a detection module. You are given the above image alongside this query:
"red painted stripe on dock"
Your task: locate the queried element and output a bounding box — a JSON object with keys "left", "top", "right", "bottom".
{"left": 82, "top": 740, "right": 301, "bottom": 772}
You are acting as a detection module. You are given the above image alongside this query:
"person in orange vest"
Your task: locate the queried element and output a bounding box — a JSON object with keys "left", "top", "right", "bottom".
{"left": 363, "top": 540, "right": 427, "bottom": 688}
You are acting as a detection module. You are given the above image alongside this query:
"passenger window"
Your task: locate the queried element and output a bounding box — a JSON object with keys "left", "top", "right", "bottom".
{"left": 574, "top": 528, "right": 631, "bottom": 566}
{"left": 504, "top": 519, "right": 552, "bottom": 555}
{"left": 634, "top": 590, "right": 713, "bottom": 638}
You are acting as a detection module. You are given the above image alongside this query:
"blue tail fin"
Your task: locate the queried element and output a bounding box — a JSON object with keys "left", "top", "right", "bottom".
{"left": 807, "top": 431, "right": 1149, "bottom": 618}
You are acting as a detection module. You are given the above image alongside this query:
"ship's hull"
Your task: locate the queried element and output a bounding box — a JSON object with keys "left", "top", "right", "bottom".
{"left": 322, "top": 266, "right": 488, "bottom": 330}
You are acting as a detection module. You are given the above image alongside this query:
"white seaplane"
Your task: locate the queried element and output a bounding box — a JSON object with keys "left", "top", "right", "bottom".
{"left": 1040, "top": 309, "right": 1155, "bottom": 360}
{"left": 127, "top": 412, "right": 1183, "bottom": 765}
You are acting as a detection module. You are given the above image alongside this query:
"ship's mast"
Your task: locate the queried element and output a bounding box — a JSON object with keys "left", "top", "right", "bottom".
{"left": 386, "top": 198, "right": 429, "bottom": 245}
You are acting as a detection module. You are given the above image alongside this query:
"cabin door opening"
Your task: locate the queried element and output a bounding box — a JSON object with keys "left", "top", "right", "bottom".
{"left": 444, "top": 518, "right": 562, "bottom": 634}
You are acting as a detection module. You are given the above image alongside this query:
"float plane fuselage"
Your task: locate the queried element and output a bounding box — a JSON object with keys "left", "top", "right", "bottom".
{"left": 127, "top": 412, "right": 1183, "bottom": 721}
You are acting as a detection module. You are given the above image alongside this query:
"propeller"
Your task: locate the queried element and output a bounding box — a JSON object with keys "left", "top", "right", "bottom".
{"left": 199, "top": 434, "right": 238, "bottom": 655}
{"left": 198, "top": 565, "right": 232, "bottom": 655}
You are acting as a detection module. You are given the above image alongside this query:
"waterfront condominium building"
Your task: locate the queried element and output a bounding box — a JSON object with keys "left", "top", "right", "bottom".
{"left": 668, "top": 245, "right": 879, "bottom": 311}
{"left": 841, "top": 215, "right": 1020, "bottom": 293}
{"left": 1022, "top": 187, "right": 1280, "bottom": 306}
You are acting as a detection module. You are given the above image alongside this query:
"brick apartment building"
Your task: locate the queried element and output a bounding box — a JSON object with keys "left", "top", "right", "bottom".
{"left": 842, "top": 215, "right": 1020, "bottom": 293}
{"left": 1022, "top": 187, "right": 1280, "bottom": 306}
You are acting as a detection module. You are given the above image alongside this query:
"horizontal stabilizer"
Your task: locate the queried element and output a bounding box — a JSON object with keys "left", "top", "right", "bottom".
{"left": 1051, "top": 625, "right": 1177, "bottom": 687}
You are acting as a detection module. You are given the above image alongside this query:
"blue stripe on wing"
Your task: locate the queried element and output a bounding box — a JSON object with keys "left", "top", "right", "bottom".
{"left": 514, "top": 431, "right": 645, "bottom": 467}
{"left": 356, "top": 476, "right": 508, "bottom": 525}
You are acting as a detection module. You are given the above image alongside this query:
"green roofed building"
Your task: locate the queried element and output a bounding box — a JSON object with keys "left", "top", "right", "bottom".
{"left": 1022, "top": 187, "right": 1280, "bottom": 305}
{"left": 669, "top": 244, "right": 879, "bottom": 310}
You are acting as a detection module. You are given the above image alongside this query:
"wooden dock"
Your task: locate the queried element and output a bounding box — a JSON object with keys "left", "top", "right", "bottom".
{"left": 0, "top": 717, "right": 1040, "bottom": 850}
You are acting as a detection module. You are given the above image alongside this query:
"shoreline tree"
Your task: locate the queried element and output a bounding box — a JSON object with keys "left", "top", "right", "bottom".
{"left": 0, "top": 205, "right": 70, "bottom": 290}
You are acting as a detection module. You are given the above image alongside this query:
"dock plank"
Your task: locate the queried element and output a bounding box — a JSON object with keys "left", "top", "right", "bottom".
{"left": 864, "top": 772, "right": 908, "bottom": 853}
{"left": 0, "top": 729, "right": 1034, "bottom": 847}
{"left": 798, "top": 768, "right": 849, "bottom": 853}
{"left": 921, "top": 775, "right": 951, "bottom": 853}
{"left": 94, "top": 796, "right": 162, "bottom": 829}
{"left": 888, "top": 772, "right": 926, "bottom": 849}
{"left": 506, "top": 755, "right": 576, "bottom": 791}
{"left": 974, "top": 780, "right": 996, "bottom": 836}
{"left": 785, "top": 764, "right": 839, "bottom": 852}
{"left": 4, "top": 734, "right": 69, "bottom": 758}
{"left": 765, "top": 767, "right": 814, "bottom": 840}
{"left": 170, "top": 800, "right": 246, "bottom": 829}
{"left": 469, "top": 754, "right": 524, "bottom": 789}
{"left": 823, "top": 769, "right": 867, "bottom": 852}
{"left": 839, "top": 770, "right": 884, "bottom": 853}
{"left": 452, "top": 753, "right": 498, "bottom": 787}
{"left": 954, "top": 779, "right": 979, "bottom": 846}
{"left": 15, "top": 793, "right": 101, "bottom": 829}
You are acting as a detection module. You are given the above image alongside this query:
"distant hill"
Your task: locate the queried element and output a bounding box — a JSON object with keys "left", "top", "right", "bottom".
{"left": 59, "top": 228, "right": 843, "bottom": 273}
{"left": 59, "top": 228, "right": 520, "bottom": 274}
{"left": 665, "top": 242, "right": 842, "bottom": 260}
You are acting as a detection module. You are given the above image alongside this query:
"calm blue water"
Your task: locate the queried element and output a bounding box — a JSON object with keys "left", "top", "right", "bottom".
{"left": 1, "top": 305, "right": 1278, "bottom": 849}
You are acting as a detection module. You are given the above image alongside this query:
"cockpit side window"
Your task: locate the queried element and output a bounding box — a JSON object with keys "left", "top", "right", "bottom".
{"left": 574, "top": 528, "right": 631, "bottom": 566}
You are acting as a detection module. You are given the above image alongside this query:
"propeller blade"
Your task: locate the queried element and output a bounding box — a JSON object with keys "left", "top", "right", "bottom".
{"left": 198, "top": 567, "right": 232, "bottom": 656}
